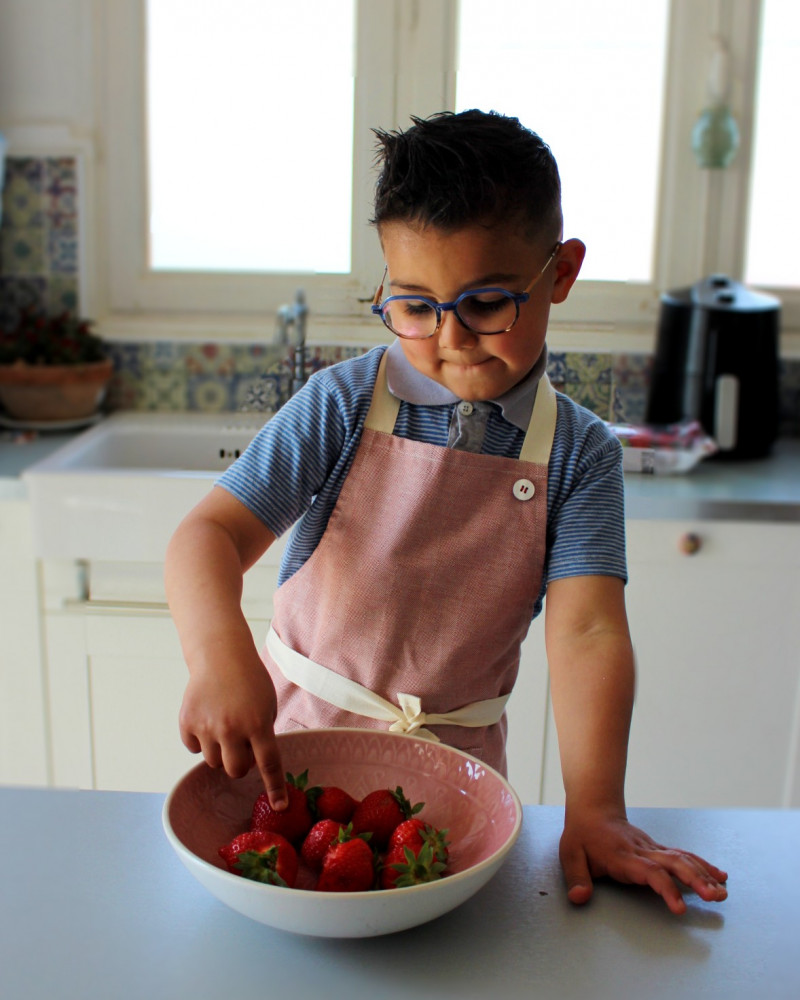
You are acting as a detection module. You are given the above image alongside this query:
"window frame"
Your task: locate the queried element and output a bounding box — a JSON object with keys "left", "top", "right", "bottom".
{"left": 94, "top": 0, "right": 799, "bottom": 347}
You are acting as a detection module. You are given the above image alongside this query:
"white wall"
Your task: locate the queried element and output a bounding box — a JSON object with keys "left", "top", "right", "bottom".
{"left": 0, "top": 0, "right": 95, "bottom": 131}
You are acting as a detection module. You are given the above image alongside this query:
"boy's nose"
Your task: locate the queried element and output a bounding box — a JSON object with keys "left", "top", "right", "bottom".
{"left": 437, "top": 310, "right": 479, "bottom": 350}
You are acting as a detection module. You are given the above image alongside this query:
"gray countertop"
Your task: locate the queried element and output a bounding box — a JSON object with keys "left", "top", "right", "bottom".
{"left": 623, "top": 438, "right": 800, "bottom": 522}
{"left": 1, "top": 786, "right": 798, "bottom": 1000}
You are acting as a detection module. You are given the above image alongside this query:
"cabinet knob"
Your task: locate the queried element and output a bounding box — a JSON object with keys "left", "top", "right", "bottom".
{"left": 678, "top": 532, "right": 702, "bottom": 556}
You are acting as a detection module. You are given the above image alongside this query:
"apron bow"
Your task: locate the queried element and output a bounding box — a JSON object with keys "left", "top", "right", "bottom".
{"left": 390, "top": 693, "right": 439, "bottom": 740}
{"left": 266, "top": 626, "right": 509, "bottom": 743}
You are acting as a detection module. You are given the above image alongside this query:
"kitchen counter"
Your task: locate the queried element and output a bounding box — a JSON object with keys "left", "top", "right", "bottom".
{"left": 2, "top": 418, "right": 798, "bottom": 519}
{"left": 1, "top": 787, "right": 798, "bottom": 1000}
{"left": 623, "top": 438, "right": 800, "bottom": 522}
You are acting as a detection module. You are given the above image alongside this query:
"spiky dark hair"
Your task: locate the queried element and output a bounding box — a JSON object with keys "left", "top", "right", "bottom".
{"left": 371, "top": 109, "right": 562, "bottom": 241}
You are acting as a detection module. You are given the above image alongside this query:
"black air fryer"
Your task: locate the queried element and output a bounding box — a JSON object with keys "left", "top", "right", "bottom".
{"left": 646, "top": 275, "right": 780, "bottom": 459}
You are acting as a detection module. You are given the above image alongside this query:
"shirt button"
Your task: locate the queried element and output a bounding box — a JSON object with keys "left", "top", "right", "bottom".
{"left": 458, "top": 401, "right": 474, "bottom": 416}
{"left": 513, "top": 478, "right": 535, "bottom": 501}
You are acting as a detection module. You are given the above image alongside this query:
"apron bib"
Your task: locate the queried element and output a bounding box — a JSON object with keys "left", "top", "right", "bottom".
{"left": 262, "top": 350, "right": 556, "bottom": 774}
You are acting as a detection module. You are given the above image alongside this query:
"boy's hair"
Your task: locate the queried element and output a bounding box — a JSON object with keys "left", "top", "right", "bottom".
{"left": 371, "top": 109, "right": 562, "bottom": 242}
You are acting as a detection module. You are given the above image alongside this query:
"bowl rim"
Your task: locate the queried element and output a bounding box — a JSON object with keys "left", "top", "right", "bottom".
{"left": 162, "top": 727, "right": 524, "bottom": 900}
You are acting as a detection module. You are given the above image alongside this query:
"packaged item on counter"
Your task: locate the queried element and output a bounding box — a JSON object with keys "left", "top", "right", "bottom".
{"left": 604, "top": 418, "right": 718, "bottom": 474}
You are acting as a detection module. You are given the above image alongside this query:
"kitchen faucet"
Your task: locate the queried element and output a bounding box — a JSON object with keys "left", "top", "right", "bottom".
{"left": 275, "top": 289, "right": 309, "bottom": 397}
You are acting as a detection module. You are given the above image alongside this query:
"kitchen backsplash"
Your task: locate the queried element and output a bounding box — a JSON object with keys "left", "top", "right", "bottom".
{"left": 1, "top": 154, "right": 799, "bottom": 434}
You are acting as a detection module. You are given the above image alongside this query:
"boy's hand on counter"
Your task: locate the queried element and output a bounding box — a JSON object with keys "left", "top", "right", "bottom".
{"left": 559, "top": 808, "right": 728, "bottom": 915}
{"left": 179, "top": 654, "right": 288, "bottom": 810}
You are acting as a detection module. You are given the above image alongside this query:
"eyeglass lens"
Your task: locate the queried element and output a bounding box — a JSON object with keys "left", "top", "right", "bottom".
{"left": 382, "top": 290, "right": 518, "bottom": 339}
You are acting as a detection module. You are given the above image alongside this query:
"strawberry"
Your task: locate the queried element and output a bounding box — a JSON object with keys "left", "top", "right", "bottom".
{"left": 218, "top": 830, "right": 299, "bottom": 887}
{"left": 379, "top": 841, "right": 447, "bottom": 890}
{"left": 311, "top": 785, "right": 358, "bottom": 824}
{"left": 388, "top": 818, "right": 450, "bottom": 865}
{"left": 300, "top": 819, "right": 346, "bottom": 869}
{"left": 250, "top": 770, "right": 315, "bottom": 844}
{"left": 350, "top": 786, "right": 423, "bottom": 850}
{"left": 316, "top": 827, "right": 376, "bottom": 892}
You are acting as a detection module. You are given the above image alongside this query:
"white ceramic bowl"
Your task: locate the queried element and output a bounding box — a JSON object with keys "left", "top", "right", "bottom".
{"left": 163, "top": 728, "right": 523, "bottom": 938}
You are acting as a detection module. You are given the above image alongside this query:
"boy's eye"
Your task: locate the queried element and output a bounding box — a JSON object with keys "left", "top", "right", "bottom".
{"left": 462, "top": 293, "right": 509, "bottom": 315}
{"left": 401, "top": 298, "right": 435, "bottom": 317}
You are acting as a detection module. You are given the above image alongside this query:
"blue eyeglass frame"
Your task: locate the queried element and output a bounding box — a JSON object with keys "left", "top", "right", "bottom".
{"left": 370, "top": 241, "right": 562, "bottom": 339}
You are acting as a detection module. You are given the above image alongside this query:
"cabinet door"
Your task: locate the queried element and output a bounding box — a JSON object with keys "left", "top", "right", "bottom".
{"left": 540, "top": 519, "right": 800, "bottom": 808}
{"left": 505, "top": 624, "right": 549, "bottom": 805}
{"left": 85, "top": 612, "right": 270, "bottom": 792}
{"left": 0, "top": 500, "right": 49, "bottom": 785}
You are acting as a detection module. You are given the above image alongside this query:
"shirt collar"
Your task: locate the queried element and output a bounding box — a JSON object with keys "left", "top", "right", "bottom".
{"left": 384, "top": 339, "right": 546, "bottom": 433}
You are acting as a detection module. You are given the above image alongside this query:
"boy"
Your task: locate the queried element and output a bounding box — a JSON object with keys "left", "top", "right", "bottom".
{"left": 165, "top": 110, "right": 728, "bottom": 914}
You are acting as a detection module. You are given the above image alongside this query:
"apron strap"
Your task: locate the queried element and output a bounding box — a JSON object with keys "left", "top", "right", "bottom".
{"left": 518, "top": 374, "right": 557, "bottom": 465}
{"left": 364, "top": 348, "right": 557, "bottom": 465}
{"left": 364, "top": 350, "right": 400, "bottom": 433}
{"left": 266, "top": 626, "right": 510, "bottom": 742}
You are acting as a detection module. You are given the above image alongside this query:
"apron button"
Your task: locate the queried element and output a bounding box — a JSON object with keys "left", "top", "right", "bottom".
{"left": 513, "top": 478, "right": 535, "bottom": 501}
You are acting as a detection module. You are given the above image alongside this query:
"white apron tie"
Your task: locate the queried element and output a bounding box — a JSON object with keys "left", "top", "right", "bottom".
{"left": 266, "top": 626, "right": 510, "bottom": 742}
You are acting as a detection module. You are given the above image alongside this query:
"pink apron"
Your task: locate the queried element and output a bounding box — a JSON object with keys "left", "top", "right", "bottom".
{"left": 262, "top": 350, "right": 556, "bottom": 775}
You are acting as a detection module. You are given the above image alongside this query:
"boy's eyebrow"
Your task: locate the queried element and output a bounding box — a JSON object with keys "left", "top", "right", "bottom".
{"left": 390, "top": 272, "right": 525, "bottom": 294}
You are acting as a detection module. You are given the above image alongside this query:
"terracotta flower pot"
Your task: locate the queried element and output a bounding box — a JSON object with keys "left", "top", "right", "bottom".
{"left": 0, "top": 358, "right": 114, "bottom": 422}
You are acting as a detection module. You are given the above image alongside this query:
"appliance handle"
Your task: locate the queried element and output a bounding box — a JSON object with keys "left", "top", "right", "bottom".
{"left": 714, "top": 374, "right": 739, "bottom": 450}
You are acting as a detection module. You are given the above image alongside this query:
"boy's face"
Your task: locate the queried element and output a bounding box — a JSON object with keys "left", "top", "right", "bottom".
{"left": 378, "top": 220, "right": 584, "bottom": 402}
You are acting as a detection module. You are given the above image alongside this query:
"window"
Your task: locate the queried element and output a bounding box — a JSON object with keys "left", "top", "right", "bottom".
{"left": 745, "top": 0, "right": 800, "bottom": 288}
{"left": 101, "top": 0, "right": 395, "bottom": 326}
{"left": 98, "top": 0, "right": 798, "bottom": 342}
{"left": 147, "top": 0, "right": 355, "bottom": 274}
{"left": 456, "top": 0, "right": 669, "bottom": 283}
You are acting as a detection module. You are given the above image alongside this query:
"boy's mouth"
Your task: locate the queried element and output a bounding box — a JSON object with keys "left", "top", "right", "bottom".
{"left": 440, "top": 354, "right": 494, "bottom": 369}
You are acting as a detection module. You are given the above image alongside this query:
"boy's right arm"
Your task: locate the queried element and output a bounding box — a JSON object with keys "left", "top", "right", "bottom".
{"left": 164, "top": 485, "right": 289, "bottom": 808}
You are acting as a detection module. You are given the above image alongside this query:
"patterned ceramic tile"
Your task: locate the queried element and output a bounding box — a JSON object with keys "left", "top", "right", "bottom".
{"left": 611, "top": 353, "right": 652, "bottom": 424}
{"left": 46, "top": 229, "right": 78, "bottom": 275}
{"left": 107, "top": 342, "right": 146, "bottom": 379}
{"left": 545, "top": 351, "right": 567, "bottom": 390}
{"left": 237, "top": 344, "right": 286, "bottom": 376}
{"left": 141, "top": 340, "right": 184, "bottom": 372}
{"left": 563, "top": 351, "right": 613, "bottom": 385}
{"left": 564, "top": 379, "right": 612, "bottom": 420}
{"left": 187, "top": 373, "right": 234, "bottom": 412}
{"left": 2, "top": 160, "right": 45, "bottom": 229}
{"left": 45, "top": 158, "right": 77, "bottom": 212}
{"left": 233, "top": 372, "right": 285, "bottom": 412}
{"left": 611, "top": 379, "right": 649, "bottom": 425}
{"left": 46, "top": 276, "right": 80, "bottom": 314}
{"left": 0, "top": 227, "right": 46, "bottom": 275}
{"left": 137, "top": 369, "right": 189, "bottom": 411}
{"left": 0, "top": 155, "right": 81, "bottom": 329}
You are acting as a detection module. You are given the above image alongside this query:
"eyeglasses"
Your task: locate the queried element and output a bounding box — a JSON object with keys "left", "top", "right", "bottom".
{"left": 370, "top": 242, "right": 562, "bottom": 340}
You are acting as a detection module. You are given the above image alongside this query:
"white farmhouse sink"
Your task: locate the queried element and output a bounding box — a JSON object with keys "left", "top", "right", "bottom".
{"left": 23, "top": 412, "right": 272, "bottom": 562}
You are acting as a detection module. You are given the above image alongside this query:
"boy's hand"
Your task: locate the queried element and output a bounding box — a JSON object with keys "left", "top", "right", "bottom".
{"left": 179, "top": 654, "right": 288, "bottom": 810}
{"left": 559, "top": 807, "right": 728, "bottom": 914}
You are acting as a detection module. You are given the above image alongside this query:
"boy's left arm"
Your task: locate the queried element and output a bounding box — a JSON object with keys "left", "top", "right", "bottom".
{"left": 544, "top": 574, "right": 728, "bottom": 914}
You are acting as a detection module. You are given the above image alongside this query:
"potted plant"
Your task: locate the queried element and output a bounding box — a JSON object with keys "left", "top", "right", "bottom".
{"left": 0, "top": 308, "right": 114, "bottom": 422}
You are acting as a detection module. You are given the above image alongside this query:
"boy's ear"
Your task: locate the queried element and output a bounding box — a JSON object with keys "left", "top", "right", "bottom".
{"left": 550, "top": 239, "right": 586, "bottom": 304}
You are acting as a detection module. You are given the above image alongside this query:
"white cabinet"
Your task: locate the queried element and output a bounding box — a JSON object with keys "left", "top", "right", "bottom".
{"left": 537, "top": 519, "right": 800, "bottom": 809}
{"left": 0, "top": 499, "right": 49, "bottom": 785}
{"left": 40, "top": 556, "right": 280, "bottom": 792}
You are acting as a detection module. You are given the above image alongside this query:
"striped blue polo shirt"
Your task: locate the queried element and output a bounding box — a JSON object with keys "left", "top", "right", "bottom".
{"left": 217, "top": 343, "right": 627, "bottom": 619}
